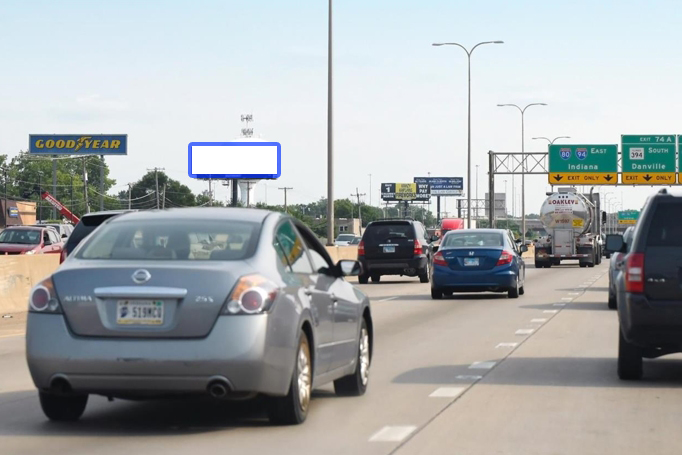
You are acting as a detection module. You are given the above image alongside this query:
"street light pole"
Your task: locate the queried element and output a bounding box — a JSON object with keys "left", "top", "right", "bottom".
{"left": 475, "top": 164, "right": 479, "bottom": 220}
{"left": 532, "top": 136, "right": 571, "bottom": 145}
{"left": 498, "top": 102, "right": 547, "bottom": 242}
{"left": 433, "top": 40, "right": 504, "bottom": 230}
{"left": 326, "top": 0, "right": 334, "bottom": 245}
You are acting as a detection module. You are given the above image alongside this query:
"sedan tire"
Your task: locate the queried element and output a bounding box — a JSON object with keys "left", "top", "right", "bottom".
{"left": 608, "top": 286, "right": 617, "bottom": 310}
{"left": 431, "top": 288, "right": 443, "bottom": 300}
{"left": 267, "top": 332, "right": 312, "bottom": 425}
{"left": 334, "top": 319, "right": 371, "bottom": 396}
{"left": 39, "top": 391, "right": 88, "bottom": 422}
{"left": 508, "top": 280, "right": 520, "bottom": 299}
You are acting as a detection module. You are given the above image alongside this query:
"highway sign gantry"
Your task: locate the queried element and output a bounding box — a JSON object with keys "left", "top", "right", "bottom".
{"left": 548, "top": 144, "right": 618, "bottom": 185}
{"left": 621, "top": 135, "right": 676, "bottom": 185}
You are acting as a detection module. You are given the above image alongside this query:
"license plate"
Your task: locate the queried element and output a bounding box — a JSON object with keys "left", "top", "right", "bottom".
{"left": 117, "top": 300, "right": 164, "bottom": 325}
{"left": 463, "top": 258, "right": 479, "bottom": 267}
{"left": 383, "top": 245, "right": 396, "bottom": 253}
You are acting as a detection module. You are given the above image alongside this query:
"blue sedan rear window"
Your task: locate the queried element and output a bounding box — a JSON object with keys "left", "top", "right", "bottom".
{"left": 442, "top": 233, "right": 503, "bottom": 248}
{"left": 76, "top": 219, "right": 260, "bottom": 261}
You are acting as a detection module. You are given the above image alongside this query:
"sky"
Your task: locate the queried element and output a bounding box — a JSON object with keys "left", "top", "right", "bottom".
{"left": 1, "top": 0, "right": 681, "bottom": 218}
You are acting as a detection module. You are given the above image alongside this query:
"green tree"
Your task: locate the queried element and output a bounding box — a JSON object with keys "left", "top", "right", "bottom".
{"left": 119, "top": 171, "right": 196, "bottom": 209}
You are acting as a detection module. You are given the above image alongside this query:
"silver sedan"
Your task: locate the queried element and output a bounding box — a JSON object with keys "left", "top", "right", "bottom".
{"left": 25, "top": 208, "right": 373, "bottom": 425}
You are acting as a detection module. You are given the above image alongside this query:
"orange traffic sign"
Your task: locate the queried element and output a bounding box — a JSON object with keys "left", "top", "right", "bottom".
{"left": 622, "top": 173, "right": 676, "bottom": 185}
{"left": 548, "top": 173, "right": 617, "bottom": 185}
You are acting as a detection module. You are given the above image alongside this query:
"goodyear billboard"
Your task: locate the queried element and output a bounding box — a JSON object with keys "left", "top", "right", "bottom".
{"left": 29, "top": 134, "right": 127, "bottom": 155}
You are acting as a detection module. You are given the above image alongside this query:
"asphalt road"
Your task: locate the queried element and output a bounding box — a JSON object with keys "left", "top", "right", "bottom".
{"left": 2, "top": 262, "right": 681, "bottom": 454}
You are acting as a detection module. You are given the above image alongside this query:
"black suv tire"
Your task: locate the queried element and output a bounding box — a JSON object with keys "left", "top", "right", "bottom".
{"left": 618, "top": 330, "right": 643, "bottom": 380}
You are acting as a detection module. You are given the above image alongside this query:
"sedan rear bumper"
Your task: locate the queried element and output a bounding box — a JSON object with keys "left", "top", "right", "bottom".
{"left": 432, "top": 265, "right": 517, "bottom": 291}
{"left": 26, "top": 313, "right": 296, "bottom": 397}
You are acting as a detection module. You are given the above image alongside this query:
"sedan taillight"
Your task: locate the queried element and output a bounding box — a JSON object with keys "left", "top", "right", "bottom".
{"left": 496, "top": 251, "right": 513, "bottom": 266}
{"left": 433, "top": 251, "right": 447, "bottom": 266}
{"left": 222, "top": 274, "right": 279, "bottom": 315}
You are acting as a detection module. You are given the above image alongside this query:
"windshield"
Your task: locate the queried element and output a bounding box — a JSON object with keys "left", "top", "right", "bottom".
{"left": 76, "top": 219, "right": 260, "bottom": 261}
{"left": 336, "top": 234, "right": 356, "bottom": 242}
{"left": 363, "top": 223, "right": 412, "bottom": 243}
{"left": 0, "top": 229, "right": 41, "bottom": 245}
{"left": 442, "top": 232, "right": 504, "bottom": 248}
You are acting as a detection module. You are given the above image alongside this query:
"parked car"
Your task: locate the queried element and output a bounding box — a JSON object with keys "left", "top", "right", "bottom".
{"left": 430, "top": 229, "right": 527, "bottom": 299}
{"left": 26, "top": 208, "right": 372, "bottom": 424}
{"left": 0, "top": 226, "right": 64, "bottom": 256}
{"left": 607, "top": 226, "right": 634, "bottom": 309}
{"left": 34, "top": 223, "right": 73, "bottom": 240}
{"left": 608, "top": 189, "right": 682, "bottom": 380}
{"left": 349, "top": 236, "right": 362, "bottom": 245}
{"left": 357, "top": 218, "right": 432, "bottom": 284}
{"left": 62, "top": 210, "right": 134, "bottom": 262}
{"left": 334, "top": 234, "right": 357, "bottom": 246}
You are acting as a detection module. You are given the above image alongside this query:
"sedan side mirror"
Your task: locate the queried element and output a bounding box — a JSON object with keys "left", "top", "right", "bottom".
{"left": 520, "top": 245, "right": 528, "bottom": 253}
{"left": 430, "top": 235, "right": 439, "bottom": 242}
{"left": 337, "top": 259, "right": 363, "bottom": 277}
{"left": 605, "top": 234, "right": 625, "bottom": 253}
{"left": 62, "top": 233, "right": 68, "bottom": 238}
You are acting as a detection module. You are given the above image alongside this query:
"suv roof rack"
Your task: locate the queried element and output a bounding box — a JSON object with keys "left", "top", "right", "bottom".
{"left": 658, "top": 188, "right": 669, "bottom": 195}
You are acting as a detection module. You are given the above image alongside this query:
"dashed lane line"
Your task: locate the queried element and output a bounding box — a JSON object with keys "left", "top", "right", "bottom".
{"left": 429, "top": 387, "right": 466, "bottom": 398}
{"left": 369, "top": 426, "right": 418, "bottom": 443}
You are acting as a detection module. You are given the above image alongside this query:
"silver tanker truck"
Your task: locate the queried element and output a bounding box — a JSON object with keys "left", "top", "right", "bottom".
{"left": 533, "top": 187, "right": 606, "bottom": 268}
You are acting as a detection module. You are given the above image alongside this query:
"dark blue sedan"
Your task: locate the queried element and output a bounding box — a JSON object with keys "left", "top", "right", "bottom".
{"left": 430, "top": 229, "right": 527, "bottom": 299}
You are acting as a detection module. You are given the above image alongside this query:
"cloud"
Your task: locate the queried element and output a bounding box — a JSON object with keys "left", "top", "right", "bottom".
{"left": 75, "top": 94, "right": 130, "bottom": 112}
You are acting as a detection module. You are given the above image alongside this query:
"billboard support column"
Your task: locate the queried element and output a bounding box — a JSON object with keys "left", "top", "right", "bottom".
{"left": 100, "top": 155, "right": 104, "bottom": 211}
{"left": 488, "top": 150, "right": 495, "bottom": 228}
{"left": 52, "top": 157, "right": 57, "bottom": 219}
{"left": 82, "top": 158, "right": 90, "bottom": 214}
{"left": 436, "top": 196, "right": 441, "bottom": 223}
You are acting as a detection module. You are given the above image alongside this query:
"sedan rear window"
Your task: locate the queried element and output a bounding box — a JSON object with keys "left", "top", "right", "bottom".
{"left": 76, "top": 219, "right": 260, "bottom": 261}
{"left": 442, "top": 232, "right": 504, "bottom": 248}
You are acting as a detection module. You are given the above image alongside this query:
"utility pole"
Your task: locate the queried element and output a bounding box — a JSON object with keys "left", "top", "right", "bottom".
{"left": 475, "top": 164, "right": 479, "bottom": 220}
{"left": 128, "top": 183, "right": 132, "bottom": 210}
{"left": 2, "top": 167, "right": 7, "bottom": 228}
{"left": 368, "top": 174, "right": 372, "bottom": 206}
{"left": 147, "top": 167, "right": 165, "bottom": 209}
{"left": 70, "top": 174, "right": 74, "bottom": 216}
{"left": 208, "top": 179, "right": 212, "bottom": 207}
{"left": 161, "top": 184, "right": 166, "bottom": 209}
{"left": 82, "top": 158, "right": 89, "bottom": 214}
{"left": 279, "top": 187, "right": 293, "bottom": 213}
{"left": 351, "top": 188, "right": 366, "bottom": 235}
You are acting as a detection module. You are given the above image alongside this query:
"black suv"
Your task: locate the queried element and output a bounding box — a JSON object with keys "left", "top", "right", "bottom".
{"left": 62, "top": 210, "right": 133, "bottom": 259}
{"left": 357, "top": 218, "right": 434, "bottom": 284}
{"left": 607, "top": 189, "right": 682, "bottom": 380}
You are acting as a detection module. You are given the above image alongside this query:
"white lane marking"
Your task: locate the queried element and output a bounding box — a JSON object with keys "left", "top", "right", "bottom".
{"left": 543, "top": 310, "right": 559, "bottom": 314}
{"left": 496, "top": 342, "right": 518, "bottom": 348}
{"left": 378, "top": 296, "right": 398, "bottom": 302}
{"left": 561, "top": 297, "right": 574, "bottom": 301}
{"left": 578, "top": 284, "right": 589, "bottom": 288}
{"left": 531, "top": 318, "right": 548, "bottom": 323}
{"left": 553, "top": 303, "right": 566, "bottom": 307}
{"left": 568, "top": 292, "right": 581, "bottom": 296}
{"left": 469, "top": 361, "right": 496, "bottom": 370}
{"left": 516, "top": 329, "right": 534, "bottom": 335}
{"left": 456, "top": 375, "right": 483, "bottom": 380}
{"left": 369, "top": 426, "right": 417, "bottom": 442}
{"left": 429, "top": 387, "right": 466, "bottom": 398}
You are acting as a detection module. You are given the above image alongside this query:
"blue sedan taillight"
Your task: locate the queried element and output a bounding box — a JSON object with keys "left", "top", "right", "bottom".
{"left": 496, "top": 251, "right": 513, "bottom": 266}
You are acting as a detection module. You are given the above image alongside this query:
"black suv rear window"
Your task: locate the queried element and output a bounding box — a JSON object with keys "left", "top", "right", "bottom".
{"left": 363, "top": 223, "right": 413, "bottom": 244}
{"left": 646, "top": 203, "right": 682, "bottom": 247}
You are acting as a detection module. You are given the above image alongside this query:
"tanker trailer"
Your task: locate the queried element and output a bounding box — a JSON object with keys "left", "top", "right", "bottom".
{"left": 533, "top": 189, "right": 599, "bottom": 268}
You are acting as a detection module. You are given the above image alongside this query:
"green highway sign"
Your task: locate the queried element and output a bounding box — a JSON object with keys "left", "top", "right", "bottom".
{"left": 548, "top": 144, "right": 618, "bottom": 185}
{"left": 618, "top": 210, "right": 639, "bottom": 225}
{"left": 621, "top": 135, "right": 676, "bottom": 185}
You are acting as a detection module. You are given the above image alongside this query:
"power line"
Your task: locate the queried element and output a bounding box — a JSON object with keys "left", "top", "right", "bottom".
{"left": 147, "top": 167, "right": 165, "bottom": 209}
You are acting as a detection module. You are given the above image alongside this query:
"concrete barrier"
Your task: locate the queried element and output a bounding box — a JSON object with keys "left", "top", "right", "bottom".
{"left": 325, "top": 246, "right": 359, "bottom": 263}
{"left": 0, "top": 255, "right": 60, "bottom": 314}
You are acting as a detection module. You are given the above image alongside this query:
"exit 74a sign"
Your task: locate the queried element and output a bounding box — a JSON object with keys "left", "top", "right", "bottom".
{"left": 621, "top": 135, "right": 676, "bottom": 185}
{"left": 548, "top": 144, "right": 618, "bottom": 185}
